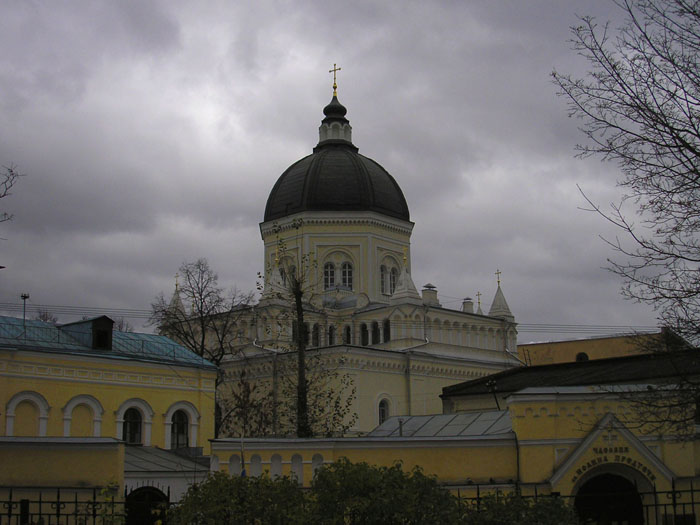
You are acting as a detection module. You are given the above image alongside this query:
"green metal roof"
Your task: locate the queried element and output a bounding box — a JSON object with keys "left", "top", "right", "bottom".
{"left": 0, "top": 315, "right": 215, "bottom": 369}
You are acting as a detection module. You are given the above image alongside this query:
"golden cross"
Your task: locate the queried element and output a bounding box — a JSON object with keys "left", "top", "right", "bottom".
{"left": 476, "top": 291, "right": 482, "bottom": 307}
{"left": 329, "top": 63, "right": 341, "bottom": 96}
{"left": 175, "top": 272, "right": 179, "bottom": 291}
{"left": 495, "top": 269, "right": 502, "bottom": 286}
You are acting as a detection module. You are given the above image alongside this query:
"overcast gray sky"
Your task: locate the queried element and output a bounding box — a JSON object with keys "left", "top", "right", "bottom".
{"left": 0, "top": 0, "right": 660, "bottom": 341}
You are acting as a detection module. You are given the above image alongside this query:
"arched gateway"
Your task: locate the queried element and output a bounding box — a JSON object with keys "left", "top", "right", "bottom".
{"left": 574, "top": 473, "right": 643, "bottom": 525}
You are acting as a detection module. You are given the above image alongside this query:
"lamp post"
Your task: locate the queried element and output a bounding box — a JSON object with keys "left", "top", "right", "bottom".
{"left": 21, "top": 293, "right": 29, "bottom": 332}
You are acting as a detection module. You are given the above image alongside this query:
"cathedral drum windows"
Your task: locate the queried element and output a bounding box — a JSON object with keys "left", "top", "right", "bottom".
{"left": 323, "top": 262, "right": 335, "bottom": 289}
{"left": 379, "top": 257, "right": 400, "bottom": 296}
{"left": 321, "top": 254, "right": 354, "bottom": 291}
{"left": 341, "top": 262, "right": 353, "bottom": 289}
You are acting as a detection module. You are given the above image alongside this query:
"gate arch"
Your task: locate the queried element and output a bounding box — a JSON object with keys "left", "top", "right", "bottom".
{"left": 574, "top": 472, "right": 643, "bottom": 525}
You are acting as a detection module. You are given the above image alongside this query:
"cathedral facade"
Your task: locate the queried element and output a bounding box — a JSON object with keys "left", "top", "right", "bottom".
{"left": 217, "top": 84, "right": 521, "bottom": 435}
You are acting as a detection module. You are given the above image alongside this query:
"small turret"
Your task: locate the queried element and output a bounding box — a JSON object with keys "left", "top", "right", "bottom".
{"left": 488, "top": 269, "right": 514, "bottom": 322}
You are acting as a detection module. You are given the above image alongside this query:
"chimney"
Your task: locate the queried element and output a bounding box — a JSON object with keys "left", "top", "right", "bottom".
{"left": 462, "top": 297, "right": 474, "bottom": 313}
{"left": 421, "top": 283, "right": 441, "bottom": 306}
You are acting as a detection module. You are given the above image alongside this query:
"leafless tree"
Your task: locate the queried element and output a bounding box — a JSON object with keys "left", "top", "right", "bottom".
{"left": 33, "top": 308, "right": 59, "bottom": 325}
{"left": 252, "top": 218, "right": 357, "bottom": 437}
{"left": 553, "top": 0, "right": 700, "bottom": 344}
{"left": 150, "top": 258, "right": 253, "bottom": 435}
{"left": 1, "top": 165, "right": 22, "bottom": 224}
{"left": 113, "top": 317, "right": 134, "bottom": 332}
{"left": 553, "top": 0, "right": 700, "bottom": 436}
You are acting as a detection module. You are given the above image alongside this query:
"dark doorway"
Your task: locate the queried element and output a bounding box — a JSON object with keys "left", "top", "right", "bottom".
{"left": 125, "top": 486, "right": 168, "bottom": 525}
{"left": 575, "top": 473, "right": 643, "bottom": 525}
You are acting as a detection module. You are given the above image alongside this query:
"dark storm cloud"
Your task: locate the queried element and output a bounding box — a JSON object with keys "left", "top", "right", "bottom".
{"left": 0, "top": 1, "right": 659, "bottom": 337}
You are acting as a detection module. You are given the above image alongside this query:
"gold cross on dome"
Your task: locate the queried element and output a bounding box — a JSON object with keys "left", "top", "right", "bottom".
{"left": 476, "top": 291, "right": 482, "bottom": 307}
{"left": 175, "top": 272, "right": 179, "bottom": 291}
{"left": 329, "top": 63, "right": 341, "bottom": 96}
{"left": 495, "top": 269, "right": 502, "bottom": 286}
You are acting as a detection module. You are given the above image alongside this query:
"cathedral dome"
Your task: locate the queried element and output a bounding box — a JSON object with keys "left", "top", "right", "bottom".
{"left": 263, "top": 95, "right": 410, "bottom": 223}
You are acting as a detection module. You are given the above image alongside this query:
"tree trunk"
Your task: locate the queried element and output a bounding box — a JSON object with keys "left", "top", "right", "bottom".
{"left": 294, "top": 282, "right": 312, "bottom": 437}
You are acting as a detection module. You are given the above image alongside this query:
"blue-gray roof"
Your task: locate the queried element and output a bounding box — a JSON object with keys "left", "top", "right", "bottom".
{"left": 0, "top": 315, "right": 215, "bottom": 369}
{"left": 367, "top": 411, "right": 512, "bottom": 438}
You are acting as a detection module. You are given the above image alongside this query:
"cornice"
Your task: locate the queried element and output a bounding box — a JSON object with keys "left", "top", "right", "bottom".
{"left": 260, "top": 211, "right": 414, "bottom": 237}
{"left": 223, "top": 348, "right": 494, "bottom": 381}
{"left": 0, "top": 357, "right": 216, "bottom": 392}
{"left": 211, "top": 433, "right": 515, "bottom": 451}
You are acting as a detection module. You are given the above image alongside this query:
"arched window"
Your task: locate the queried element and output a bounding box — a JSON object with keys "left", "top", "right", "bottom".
{"left": 328, "top": 325, "right": 336, "bottom": 346}
{"left": 361, "top": 324, "right": 369, "bottom": 346}
{"left": 291, "top": 454, "right": 303, "bottom": 484}
{"left": 371, "top": 322, "right": 380, "bottom": 345}
{"left": 324, "top": 262, "right": 335, "bottom": 289}
{"left": 341, "top": 262, "right": 353, "bottom": 289}
{"left": 271, "top": 454, "right": 282, "bottom": 478}
{"left": 171, "top": 410, "right": 189, "bottom": 449}
{"left": 250, "top": 454, "right": 262, "bottom": 477}
{"left": 380, "top": 265, "right": 387, "bottom": 294}
{"left": 229, "top": 454, "right": 241, "bottom": 476}
{"left": 378, "top": 399, "right": 389, "bottom": 425}
{"left": 383, "top": 320, "right": 391, "bottom": 343}
{"left": 312, "top": 324, "right": 320, "bottom": 347}
{"left": 576, "top": 352, "right": 590, "bottom": 362}
{"left": 282, "top": 265, "right": 296, "bottom": 286}
{"left": 390, "top": 268, "right": 399, "bottom": 294}
{"left": 123, "top": 408, "right": 142, "bottom": 445}
{"left": 343, "top": 326, "right": 352, "bottom": 344}
{"left": 312, "top": 454, "right": 324, "bottom": 477}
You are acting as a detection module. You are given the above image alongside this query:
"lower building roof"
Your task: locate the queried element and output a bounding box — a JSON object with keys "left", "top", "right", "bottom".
{"left": 442, "top": 349, "right": 700, "bottom": 398}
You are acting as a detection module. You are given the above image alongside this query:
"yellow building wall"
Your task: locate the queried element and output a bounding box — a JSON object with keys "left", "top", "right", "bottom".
{"left": 0, "top": 349, "right": 217, "bottom": 454}
{"left": 0, "top": 441, "right": 124, "bottom": 491}
{"left": 223, "top": 347, "right": 500, "bottom": 435}
{"left": 507, "top": 393, "right": 696, "bottom": 494}
{"left": 213, "top": 440, "right": 517, "bottom": 488}
{"left": 518, "top": 334, "right": 661, "bottom": 365}
{"left": 210, "top": 389, "right": 699, "bottom": 498}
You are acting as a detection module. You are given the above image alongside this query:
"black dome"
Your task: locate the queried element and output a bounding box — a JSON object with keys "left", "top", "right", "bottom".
{"left": 264, "top": 94, "right": 410, "bottom": 223}
{"left": 264, "top": 142, "right": 410, "bottom": 222}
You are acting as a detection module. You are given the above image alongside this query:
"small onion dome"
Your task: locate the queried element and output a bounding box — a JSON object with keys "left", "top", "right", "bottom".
{"left": 323, "top": 95, "right": 348, "bottom": 119}
{"left": 263, "top": 95, "right": 410, "bottom": 223}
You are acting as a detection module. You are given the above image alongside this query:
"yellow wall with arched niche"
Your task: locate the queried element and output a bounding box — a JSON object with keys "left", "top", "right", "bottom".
{"left": 212, "top": 439, "right": 517, "bottom": 489}
{"left": 0, "top": 348, "right": 217, "bottom": 454}
{"left": 212, "top": 389, "right": 700, "bottom": 500}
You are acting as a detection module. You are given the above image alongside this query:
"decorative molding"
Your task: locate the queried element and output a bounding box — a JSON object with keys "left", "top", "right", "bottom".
{"left": 62, "top": 394, "right": 104, "bottom": 437}
{"left": 260, "top": 213, "right": 414, "bottom": 237}
{"left": 115, "top": 398, "right": 154, "bottom": 446}
{"left": 163, "top": 401, "right": 201, "bottom": 449}
{"left": 5, "top": 391, "right": 51, "bottom": 437}
{"left": 0, "top": 358, "right": 214, "bottom": 393}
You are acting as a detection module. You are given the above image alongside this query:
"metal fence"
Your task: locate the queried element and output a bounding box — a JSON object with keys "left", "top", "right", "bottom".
{"left": 456, "top": 481, "right": 700, "bottom": 525}
{"left": 0, "top": 488, "right": 169, "bottom": 525}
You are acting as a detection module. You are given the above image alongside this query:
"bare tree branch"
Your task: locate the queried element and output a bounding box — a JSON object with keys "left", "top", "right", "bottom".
{"left": 555, "top": 0, "right": 700, "bottom": 436}
{"left": 1, "top": 165, "right": 24, "bottom": 224}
